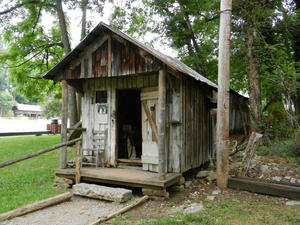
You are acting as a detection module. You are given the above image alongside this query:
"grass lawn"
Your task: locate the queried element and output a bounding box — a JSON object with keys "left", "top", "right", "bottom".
{"left": 112, "top": 196, "right": 300, "bottom": 225}
{"left": 0, "top": 135, "right": 64, "bottom": 213}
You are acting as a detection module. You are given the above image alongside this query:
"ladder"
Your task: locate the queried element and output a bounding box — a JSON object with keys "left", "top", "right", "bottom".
{"left": 83, "top": 129, "right": 107, "bottom": 167}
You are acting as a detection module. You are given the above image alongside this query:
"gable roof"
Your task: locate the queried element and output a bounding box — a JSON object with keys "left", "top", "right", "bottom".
{"left": 13, "top": 104, "right": 42, "bottom": 112}
{"left": 44, "top": 22, "right": 217, "bottom": 89}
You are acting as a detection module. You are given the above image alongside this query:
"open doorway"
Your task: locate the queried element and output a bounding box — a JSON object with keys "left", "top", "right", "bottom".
{"left": 117, "top": 89, "right": 142, "bottom": 164}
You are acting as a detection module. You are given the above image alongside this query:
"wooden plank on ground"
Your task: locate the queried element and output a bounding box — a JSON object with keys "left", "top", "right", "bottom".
{"left": 87, "top": 195, "right": 149, "bottom": 225}
{"left": 228, "top": 176, "right": 300, "bottom": 200}
{"left": 0, "top": 192, "right": 72, "bottom": 221}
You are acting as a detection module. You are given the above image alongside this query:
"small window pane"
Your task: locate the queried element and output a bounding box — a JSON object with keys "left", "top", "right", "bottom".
{"left": 96, "top": 91, "right": 107, "bottom": 103}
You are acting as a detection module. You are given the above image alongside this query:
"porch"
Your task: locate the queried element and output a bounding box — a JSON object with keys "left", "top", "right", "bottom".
{"left": 56, "top": 166, "right": 181, "bottom": 190}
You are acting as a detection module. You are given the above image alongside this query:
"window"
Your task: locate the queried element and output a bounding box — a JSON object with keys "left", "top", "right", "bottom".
{"left": 96, "top": 91, "right": 107, "bottom": 103}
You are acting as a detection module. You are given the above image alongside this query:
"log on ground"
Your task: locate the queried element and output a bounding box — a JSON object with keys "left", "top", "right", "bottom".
{"left": 228, "top": 176, "right": 300, "bottom": 200}
{"left": 87, "top": 195, "right": 149, "bottom": 225}
{"left": 0, "top": 192, "right": 72, "bottom": 221}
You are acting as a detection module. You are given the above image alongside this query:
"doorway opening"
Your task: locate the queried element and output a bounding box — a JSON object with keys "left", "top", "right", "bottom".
{"left": 117, "top": 89, "right": 142, "bottom": 165}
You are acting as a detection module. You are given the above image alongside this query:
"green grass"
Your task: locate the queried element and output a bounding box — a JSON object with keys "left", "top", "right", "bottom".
{"left": 0, "top": 135, "right": 64, "bottom": 213}
{"left": 112, "top": 198, "right": 300, "bottom": 225}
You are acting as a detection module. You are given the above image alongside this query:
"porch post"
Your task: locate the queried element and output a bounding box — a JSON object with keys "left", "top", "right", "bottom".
{"left": 60, "top": 80, "right": 68, "bottom": 169}
{"left": 158, "top": 69, "right": 167, "bottom": 180}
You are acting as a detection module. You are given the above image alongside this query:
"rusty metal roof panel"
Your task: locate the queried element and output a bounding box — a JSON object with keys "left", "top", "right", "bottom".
{"left": 44, "top": 22, "right": 217, "bottom": 89}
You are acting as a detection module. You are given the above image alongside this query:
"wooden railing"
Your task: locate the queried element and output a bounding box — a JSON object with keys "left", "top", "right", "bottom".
{"left": 0, "top": 138, "right": 81, "bottom": 168}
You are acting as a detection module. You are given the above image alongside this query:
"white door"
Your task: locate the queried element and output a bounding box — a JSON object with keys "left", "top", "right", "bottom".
{"left": 141, "top": 87, "right": 159, "bottom": 172}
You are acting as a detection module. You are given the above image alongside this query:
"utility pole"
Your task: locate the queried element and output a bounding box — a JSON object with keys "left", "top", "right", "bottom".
{"left": 216, "top": 0, "right": 232, "bottom": 189}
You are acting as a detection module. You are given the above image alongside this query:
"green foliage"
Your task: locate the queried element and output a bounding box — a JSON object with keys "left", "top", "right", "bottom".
{"left": 0, "top": 135, "right": 62, "bottom": 213}
{"left": 109, "top": 5, "right": 152, "bottom": 39}
{"left": 0, "top": 1, "right": 63, "bottom": 102}
{"left": 0, "top": 91, "right": 16, "bottom": 116}
{"left": 258, "top": 130, "right": 300, "bottom": 162}
{"left": 42, "top": 96, "right": 62, "bottom": 119}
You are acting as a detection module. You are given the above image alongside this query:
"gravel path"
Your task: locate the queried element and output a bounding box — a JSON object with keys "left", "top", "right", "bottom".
{"left": 1, "top": 196, "right": 135, "bottom": 225}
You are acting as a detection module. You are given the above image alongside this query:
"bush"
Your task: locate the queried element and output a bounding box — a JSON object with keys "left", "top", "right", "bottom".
{"left": 257, "top": 130, "right": 300, "bottom": 162}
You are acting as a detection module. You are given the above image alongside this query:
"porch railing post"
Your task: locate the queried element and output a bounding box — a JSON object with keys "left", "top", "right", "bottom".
{"left": 61, "top": 80, "right": 68, "bottom": 169}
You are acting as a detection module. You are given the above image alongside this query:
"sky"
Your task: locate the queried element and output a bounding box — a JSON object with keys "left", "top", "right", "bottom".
{"left": 40, "top": 1, "right": 177, "bottom": 57}
{"left": 0, "top": 0, "right": 176, "bottom": 57}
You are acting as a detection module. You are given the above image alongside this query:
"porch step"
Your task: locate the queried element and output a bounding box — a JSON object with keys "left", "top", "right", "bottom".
{"left": 56, "top": 167, "right": 181, "bottom": 189}
{"left": 73, "top": 183, "right": 132, "bottom": 203}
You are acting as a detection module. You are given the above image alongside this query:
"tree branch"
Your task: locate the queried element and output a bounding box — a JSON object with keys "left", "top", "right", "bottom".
{"left": 0, "top": 1, "right": 56, "bottom": 16}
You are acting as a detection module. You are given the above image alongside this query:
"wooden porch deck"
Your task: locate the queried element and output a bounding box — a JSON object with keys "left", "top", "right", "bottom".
{"left": 56, "top": 167, "right": 181, "bottom": 189}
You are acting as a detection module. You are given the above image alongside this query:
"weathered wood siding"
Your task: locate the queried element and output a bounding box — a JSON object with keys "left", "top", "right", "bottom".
{"left": 230, "top": 93, "right": 249, "bottom": 135}
{"left": 166, "top": 74, "right": 213, "bottom": 173}
{"left": 60, "top": 33, "right": 162, "bottom": 80}
{"left": 81, "top": 74, "right": 158, "bottom": 167}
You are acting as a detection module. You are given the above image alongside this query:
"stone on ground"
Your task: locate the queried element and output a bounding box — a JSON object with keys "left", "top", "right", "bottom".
{"left": 260, "top": 165, "right": 269, "bottom": 173}
{"left": 290, "top": 178, "right": 296, "bottom": 184}
{"left": 286, "top": 201, "right": 300, "bottom": 206}
{"left": 73, "top": 183, "right": 132, "bottom": 203}
{"left": 212, "top": 189, "right": 221, "bottom": 195}
{"left": 206, "top": 171, "right": 216, "bottom": 181}
{"left": 169, "top": 185, "right": 185, "bottom": 192}
{"left": 196, "top": 170, "right": 216, "bottom": 181}
{"left": 183, "top": 203, "right": 204, "bottom": 214}
{"left": 142, "top": 188, "right": 169, "bottom": 198}
{"left": 170, "top": 203, "right": 204, "bottom": 215}
{"left": 184, "top": 181, "right": 192, "bottom": 188}
{"left": 54, "top": 176, "right": 73, "bottom": 189}
{"left": 207, "top": 196, "right": 216, "bottom": 201}
{"left": 196, "top": 170, "right": 210, "bottom": 178}
{"left": 272, "top": 176, "right": 282, "bottom": 182}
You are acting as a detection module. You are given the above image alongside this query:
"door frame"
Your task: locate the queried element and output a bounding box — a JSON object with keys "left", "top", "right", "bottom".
{"left": 115, "top": 88, "right": 143, "bottom": 165}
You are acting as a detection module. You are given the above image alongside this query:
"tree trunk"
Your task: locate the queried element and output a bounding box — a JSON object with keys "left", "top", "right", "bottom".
{"left": 245, "top": 28, "right": 261, "bottom": 132}
{"left": 56, "top": 0, "right": 78, "bottom": 127}
{"left": 75, "top": 0, "right": 88, "bottom": 121}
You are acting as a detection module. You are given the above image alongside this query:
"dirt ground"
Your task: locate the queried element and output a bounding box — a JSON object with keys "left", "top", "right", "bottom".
{"left": 1, "top": 178, "right": 298, "bottom": 225}
{"left": 1, "top": 152, "right": 299, "bottom": 225}
{"left": 109, "top": 179, "right": 288, "bottom": 223}
{"left": 0, "top": 196, "right": 136, "bottom": 225}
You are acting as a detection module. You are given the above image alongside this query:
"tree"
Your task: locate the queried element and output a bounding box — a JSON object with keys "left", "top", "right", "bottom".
{"left": 42, "top": 96, "right": 61, "bottom": 119}
{"left": 109, "top": 0, "right": 219, "bottom": 80}
{"left": 0, "top": 0, "right": 108, "bottom": 126}
{"left": 0, "top": 0, "right": 63, "bottom": 102}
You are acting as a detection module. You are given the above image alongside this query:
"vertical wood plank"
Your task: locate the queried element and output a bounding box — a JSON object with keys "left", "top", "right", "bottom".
{"left": 61, "top": 80, "right": 68, "bottom": 169}
{"left": 107, "top": 35, "right": 112, "bottom": 77}
{"left": 158, "top": 70, "right": 167, "bottom": 180}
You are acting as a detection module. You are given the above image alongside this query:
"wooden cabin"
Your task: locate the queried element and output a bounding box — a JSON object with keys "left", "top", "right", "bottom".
{"left": 12, "top": 104, "right": 42, "bottom": 118}
{"left": 44, "top": 22, "right": 248, "bottom": 192}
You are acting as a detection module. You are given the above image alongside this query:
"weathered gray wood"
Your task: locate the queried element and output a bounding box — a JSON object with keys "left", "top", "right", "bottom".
{"left": 158, "top": 69, "right": 167, "bottom": 180}
{"left": 87, "top": 195, "right": 149, "bottom": 225}
{"left": 241, "top": 132, "right": 263, "bottom": 175}
{"left": 142, "top": 101, "right": 158, "bottom": 142}
{"left": 228, "top": 177, "right": 300, "bottom": 200}
{"left": 0, "top": 192, "right": 72, "bottom": 221}
{"left": 0, "top": 138, "right": 81, "bottom": 168}
{"left": 56, "top": 167, "right": 181, "bottom": 189}
{"left": 107, "top": 35, "right": 112, "bottom": 76}
{"left": 61, "top": 80, "right": 68, "bottom": 169}
{"left": 75, "top": 141, "right": 82, "bottom": 184}
{"left": 216, "top": 0, "right": 232, "bottom": 189}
